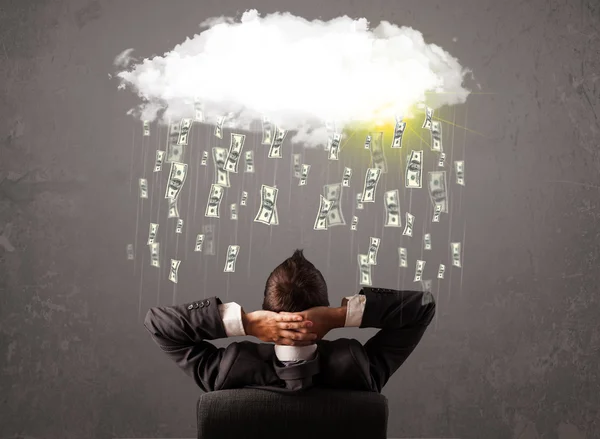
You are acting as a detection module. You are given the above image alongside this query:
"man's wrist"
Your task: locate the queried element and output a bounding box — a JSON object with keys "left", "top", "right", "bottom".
{"left": 331, "top": 306, "right": 347, "bottom": 329}
{"left": 241, "top": 309, "right": 252, "bottom": 336}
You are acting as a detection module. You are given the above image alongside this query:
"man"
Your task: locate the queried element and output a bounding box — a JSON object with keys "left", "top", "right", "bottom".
{"left": 144, "top": 249, "right": 436, "bottom": 393}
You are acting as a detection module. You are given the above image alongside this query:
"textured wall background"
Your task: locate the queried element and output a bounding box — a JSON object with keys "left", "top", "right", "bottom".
{"left": 1, "top": 0, "right": 599, "bottom": 438}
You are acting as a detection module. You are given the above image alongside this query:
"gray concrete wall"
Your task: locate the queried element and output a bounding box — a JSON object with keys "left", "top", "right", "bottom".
{"left": 0, "top": 0, "right": 598, "bottom": 438}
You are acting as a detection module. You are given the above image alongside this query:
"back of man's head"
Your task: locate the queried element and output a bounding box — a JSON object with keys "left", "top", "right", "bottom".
{"left": 262, "top": 249, "right": 329, "bottom": 313}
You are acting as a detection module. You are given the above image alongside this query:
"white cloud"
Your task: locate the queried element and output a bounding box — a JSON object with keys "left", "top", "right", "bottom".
{"left": 115, "top": 9, "right": 471, "bottom": 147}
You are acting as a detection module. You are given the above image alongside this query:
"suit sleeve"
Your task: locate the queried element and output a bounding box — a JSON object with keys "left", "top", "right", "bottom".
{"left": 358, "top": 287, "right": 436, "bottom": 392}
{"left": 143, "top": 296, "right": 235, "bottom": 392}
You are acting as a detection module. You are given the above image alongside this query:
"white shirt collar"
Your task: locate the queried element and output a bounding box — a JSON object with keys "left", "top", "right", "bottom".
{"left": 274, "top": 344, "right": 318, "bottom": 361}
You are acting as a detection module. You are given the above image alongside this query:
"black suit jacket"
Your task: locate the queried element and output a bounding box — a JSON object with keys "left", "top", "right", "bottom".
{"left": 144, "top": 287, "right": 436, "bottom": 394}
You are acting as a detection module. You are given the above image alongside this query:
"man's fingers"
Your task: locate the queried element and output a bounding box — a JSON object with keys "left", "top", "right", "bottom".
{"left": 276, "top": 313, "right": 303, "bottom": 322}
{"left": 279, "top": 330, "right": 318, "bottom": 341}
{"left": 278, "top": 321, "right": 313, "bottom": 330}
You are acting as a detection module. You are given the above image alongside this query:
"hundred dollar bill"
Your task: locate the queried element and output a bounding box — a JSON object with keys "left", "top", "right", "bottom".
{"left": 391, "top": 117, "right": 406, "bottom": 148}
{"left": 261, "top": 115, "right": 272, "bottom": 145}
{"left": 438, "top": 152, "right": 446, "bottom": 167}
{"left": 368, "top": 132, "right": 387, "bottom": 173}
{"left": 254, "top": 184, "right": 279, "bottom": 225}
{"left": 355, "top": 193, "right": 364, "bottom": 210}
{"left": 177, "top": 118, "right": 193, "bottom": 146}
{"left": 164, "top": 162, "right": 188, "bottom": 200}
{"left": 154, "top": 150, "right": 166, "bottom": 172}
{"left": 193, "top": 99, "right": 204, "bottom": 122}
{"left": 126, "top": 244, "right": 134, "bottom": 260}
{"left": 313, "top": 194, "right": 333, "bottom": 230}
{"left": 176, "top": 218, "right": 183, "bottom": 234}
{"left": 432, "top": 204, "right": 441, "bottom": 223}
{"left": 323, "top": 183, "right": 345, "bottom": 227}
{"left": 358, "top": 253, "right": 372, "bottom": 286}
{"left": 202, "top": 224, "right": 215, "bottom": 255}
{"left": 422, "top": 106, "right": 433, "bottom": 130}
{"left": 327, "top": 133, "right": 342, "bottom": 160}
{"left": 293, "top": 154, "right": 302, "bottom": 178}
{"left": 223, "top": 245, "right": 240, "bottom": 272}
{"left": 230, "top": 203, "right": 238, "bottom": 220}
{"left": 342, "top": 167, "right": 352, "bottom": 187}
{"left": 214, "top": 115, "right": 225, "bottom": 139}
{"left": 240, "top": 191, "right": 248, "bottom": 206}
{"left": 168, "top": 259, "right": 180, "bottom": 283}
{"left": 454, "top": 161, "right": 465, "bottom": 185}
{"left": 201, "top": 150, "right": 208, "bottom": 166}
{"left": 364, "top": 135, "right": 371, "bottom": 149}
{"left": 299, "top": 164, "right": 310, "bottom": 186}
{"left": 149, "top": 242, "right": 160, "bottom": 267}
{"left": 384, "top": 189, "right": 401, "bottom": 227}
{"left": 414, "top": 259, "right": 426, "bottom": 282}
{"left": 143, "top": 120, "right": 150, "bottom": 136}
{"left": 437, "top": 263, "right": 445, "bottom": 279}
{"left": 402, "top": 212, "right": 415, "bottom": 236}
{"left": 212, "top": 147, "right": 230, "bottom": 187}
{"left": 351, "top": 216, "right": 358, "bottom": 231}
{"left": 424, "top": 233, "right": 431, "bottom": 250}
{"left": 398, "top": 247, "right": 407, "bottom": 268}
{"left": 367, "top": 236, "right": 380, "bottom": 265}
{"left": 268, "top": 126, "right": 287, "bottom": 158}
{"left": 205, "top": 184, "right": 224, "bottom": 218}
{"left": 428, "top": 171, "right": 448, "bottom": 214}
{"left": 430, "top": 121, "right": 442, "bottom": 152}
{"left": 166, "top": 121, "right": 184, "bottom": 163}
{"left": 451, "top": 242, "right": 462, "bottom": 267}
{"left": 167, "top": 198, "right": 179, "bottom": 218}
{"left": 194, "top": 233, "right": 204, "bottom": 252}
{"left": 139, "top": 178, "right": 148, "bottom": 199}
{"left": 147, "top": 223, "right": 159, "bottom": 245}
{"left": 405, "top": 150, "right": 423, "bottom": 188}
{"left": 361, "top": 168, "right": 381, "bottom": 202}
{"left": 224, "top": 133, "right": 246, "bottom": 173}
{"left": 244, "top": 150, "right": 254, "bottom": 173}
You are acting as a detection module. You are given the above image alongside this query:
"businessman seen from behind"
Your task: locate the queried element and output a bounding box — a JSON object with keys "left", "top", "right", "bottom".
{"left": 144, "top": 249, "right": 436, "bottom": 393}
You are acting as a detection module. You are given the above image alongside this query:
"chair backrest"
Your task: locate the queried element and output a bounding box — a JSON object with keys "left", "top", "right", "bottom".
{"left": 197, "top": 387, "right": 388, "bottom": 439}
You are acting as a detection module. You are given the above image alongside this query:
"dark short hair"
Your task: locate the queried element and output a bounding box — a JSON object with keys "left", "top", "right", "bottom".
{"left": 262, "top": 249, "right": 329, "bottom": 312}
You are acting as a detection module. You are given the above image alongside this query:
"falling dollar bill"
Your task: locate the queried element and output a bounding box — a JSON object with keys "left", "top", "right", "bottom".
{"left": 351, "top": 216, "right": 358, "bottom": 231}
{"left": 403, "top": 212, "right": 415, "bottom": 237}
{"left": 261, "top": 115, "right": 272, "bottom": 145}
{"left": 214, "top": 115, "right": 225, "bottom": 139}
{"left": 154, "top": 150, "right": 166, "bottom": 172}
{"left": 437, "top": 264, "right": 445, "bottom": 279}
{"left": 323, "top": 183, "right": 345, "bottom": 226}
{"left": 430, "top": 121, "right": 442, "bottom": 152}
{"left": 293, "top": 154, "right": 302, "bottom": 178}
{"left": 205, "top": 184, "right": 224, "bottom": 218}
{"left": 168, "top": 259, "right": 181, "bottom": 283}
{"left": 384, "top": 189, "right": 401, "bottom": 227}
{"left": 358, "top": 253, "right": 372, "bottom": 286}
{"left": 164, "top": 162, "right": 188, "bottom": 200}
{"left": 438, "top": 152, "right": 446, "bottom": 167}
{"left": 168, "top": 198, "right": 179, "bottom": 218}
{"left": 176, "top": 218, "right": 183, "bottom": 234}
{"left": 398, "top": 247, "right": 407, "bottom": 268}
{"left": 244, "top": 150, "right": 254, "bottom": 173}
{"left": 367, "top": 236, "right": 380, "bottom": 265}
{"left": 451, "top": 242, "right": 462, "bottom": 267}
{"left": 147, "top": 223, "right": 159, "bottom": 245}
{"left": 364, "top": 135, "right": 371, "bottom": 149}
{"left": 177, "top": 118, "right": 193, "bottom": 146}
{"left": 230, "top": 203, "right": 238, "bottom": 220}
{"left": 428, "top": 171, "right": 448, "bottom": 214}
{"left": 166, "top": 121, "right": 184, "bottom": 163}
{"left": 355, "top": 193, "right": 364, "bottom": 210}
{"left": 212, "top": 147, "right": 230, "bottom": 187}
{"left": 139, "top": 178, "right": 148, "bottom": 199}
{"left": 424, "top": 233, "right": 432, "bottom": 250}
{"left": 202, "top": 224, "right": 215, "bottom": 255}
{"left": 328, "top": 133, "right": 342, "bottom": 160}
{"left": 369, "top": 132, "right": 387, "bottom": 173}
{"left": 422, "top": 107, "right": 433, "bottom": 130}
{"left": 414, "top": 259, "right": 426, "bottom": 282}
{"left": 224, "top": 133, "right": 246, "bottom": 173}
{"left": 193, "top": 99, "right": 204, "bottom": 122}
{"left": 240, "top": 191, "right": 248, "bottom": 206}
{"left": 313, "top": 194, "right": 333, "bottom": 230}
{"left": 223, "top": 245, "right": 240, "bottom": 272}
{"left": 391, "top": 118, "right": 406, "bottom": 148}
{"left": 361, "top": 168, "right": 381, "bottom": 202}
{"left": 432, "top": 204, "right": 441, "bottom": 223}
{"left": 405, "top": 150, "right": 423, "bottom": 188}
{"left": 299, "top": 164, "right": 310, "bottom": 186}
{"left": 150, "top": 242, "right": 160, "bottom": 267}
{"left": 421, "top": 280, "right": 432, "bottom": 292}
{"left": 454, "top": 161, "right": 465, "bottom": 185}
{"left": 254, "top": 184, "right": 279, "bottom": 225}
{"left": 268, "top": 126, "right": 287, "bottom": 158}
{"left": 342, "top": 167, "right": 352, "bottom": 187}
{"left": 126, "top": 244, "right": 134, "bottom": 260}
{"left": 143, "top": 120, "right": 150, "bottom": 136}
{"left": 194, "top": 234, "right": 204, "bottom": 252}
{"left": 201, "top": 150, "right": 208, "bottom": 166}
